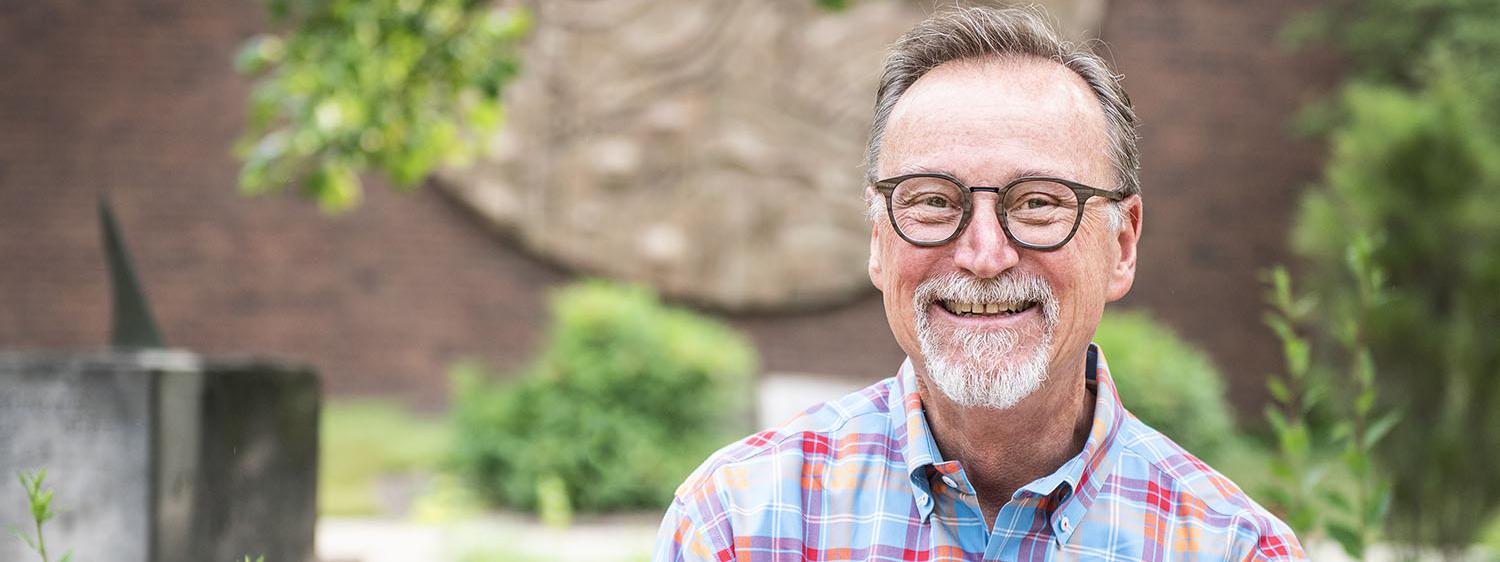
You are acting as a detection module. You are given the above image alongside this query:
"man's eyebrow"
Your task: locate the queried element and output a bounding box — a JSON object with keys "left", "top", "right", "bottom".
{"left": 892, "top": 163, "right": 955, "bottom": 177}
{"left": 1010, "top": 167, "right": 1078, "bottom": 181}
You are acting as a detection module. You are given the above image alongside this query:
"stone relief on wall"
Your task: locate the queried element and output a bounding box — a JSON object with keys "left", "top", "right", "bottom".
{"left": 440, "top": 0, "right": 1104, "bottom": 310}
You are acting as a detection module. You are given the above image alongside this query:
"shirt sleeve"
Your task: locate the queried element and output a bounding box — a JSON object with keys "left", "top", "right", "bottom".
{"left": 1242, "top": 532, "right": 1307, "bottom": 562}
{"left": 1231, "top": 511, "right": 1307, "bottom": 562}
{"left": 652, "top": 497, "right": 731, "bottom": 562}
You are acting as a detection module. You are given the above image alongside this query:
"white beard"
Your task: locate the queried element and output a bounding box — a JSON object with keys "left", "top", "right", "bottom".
{"left": 913, "top": 271, "right": 1060, "bottom": 410}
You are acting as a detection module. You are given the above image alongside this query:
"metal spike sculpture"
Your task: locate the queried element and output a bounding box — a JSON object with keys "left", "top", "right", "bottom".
{"left": 99, "top": 195, "right": 164, "bottom": 348}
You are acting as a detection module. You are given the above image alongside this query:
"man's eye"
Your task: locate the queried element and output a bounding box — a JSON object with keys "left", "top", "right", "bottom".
{"left": 1022, "top": 197, "right": 1055, "bottom": 209}
{"left": 924, "top": 196, "right": 951, "bottom": 208}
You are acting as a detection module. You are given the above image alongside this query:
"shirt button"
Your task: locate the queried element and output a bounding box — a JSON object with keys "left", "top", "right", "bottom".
{"left": 941, "top": 476, "right": 958, "bottom": 488}
{"left": 1058, "top": 516, "right": 1072, "bottom": 533}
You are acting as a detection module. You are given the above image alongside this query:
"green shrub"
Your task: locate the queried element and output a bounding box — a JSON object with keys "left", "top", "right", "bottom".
{"left": 1285, "top": 0, "right": 1500, "bottom": 550}
{"left": 1092, "top": 310, "right": 1240, "bottom": 463}
{"left": 1292, "top": 61, "right": 1500, "bottom": 550}
{"left": 452, "top": 281, "right": 756, "bottom": 513}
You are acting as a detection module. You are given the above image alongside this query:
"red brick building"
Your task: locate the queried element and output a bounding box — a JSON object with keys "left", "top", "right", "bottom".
{"left": 0, "top": 1, "right": 1337, "bottom": 413}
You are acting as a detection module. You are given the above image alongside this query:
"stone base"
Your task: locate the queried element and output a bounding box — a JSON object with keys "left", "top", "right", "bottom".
{"left": 0, "top": 350, "right": 319, "bottom": 562}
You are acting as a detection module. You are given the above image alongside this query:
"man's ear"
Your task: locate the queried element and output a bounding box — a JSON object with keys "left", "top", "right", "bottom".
{"left": 1106, "top": 195, "right": 1142, "bottom": 302}
{"left": 869, "top": 221, "right": 884, "bottom": 292}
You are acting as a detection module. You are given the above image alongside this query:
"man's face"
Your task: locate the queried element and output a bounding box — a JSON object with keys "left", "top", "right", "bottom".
{"left": 868, "top": 56, "right": 1141, "bottom": 409}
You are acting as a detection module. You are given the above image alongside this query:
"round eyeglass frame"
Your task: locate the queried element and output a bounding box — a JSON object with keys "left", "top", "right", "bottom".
{"left": 873, "top": 172, "right": 1126, "bottom": 251}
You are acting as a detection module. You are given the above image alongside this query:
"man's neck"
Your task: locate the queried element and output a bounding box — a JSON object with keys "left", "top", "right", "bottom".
{"left": 915, "top": 351, "right": 1095, "bottom": 529}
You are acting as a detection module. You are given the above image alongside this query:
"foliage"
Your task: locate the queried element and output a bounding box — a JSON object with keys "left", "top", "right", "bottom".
{"left": 1091, "top": 310, "right": 1239, "bottom": 463}
{"left": 235, "top": 0, "right": 529, "bottom": 212}
{"left": 1292, "top": 57, "right": 1500, "bottom": 551}
{"left": 1262, "top": 255, "right": 1398, "bottom": 559}
{"left": 1283, "top": 0, "right": 1500, "bottom": 90}
{"left": 1259, "top": 269, "right": 1321, "bottom": 539}
{"left": 9, "top": 470, "right": 71, "bottom": 562}
{"left": 319, "top": 399, "right": 452, "bottom": 516}
{"left": 1285, "top": 0, "right": 1500, "bottom": 551}
{"left": 452, "top": 281, "right": 756, "bottom": 514}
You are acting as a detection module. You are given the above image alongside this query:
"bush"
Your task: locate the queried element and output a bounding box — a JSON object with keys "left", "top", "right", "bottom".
{"left": 451, "top": 280, "right": 756, "bottom": 513}
{"left": 1292, "top": 61, "right": 1500, "bottom": 550}
{"left": 1092, "top": 310, "right": 1240, "bottom": 463}
{"left": 1286, "top": 0, "right": 1500, "bottom": 550}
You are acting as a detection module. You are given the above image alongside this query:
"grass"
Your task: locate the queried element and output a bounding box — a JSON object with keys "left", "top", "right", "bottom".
{"left": 320, "top": 399, "right": 453, "bottom": 517}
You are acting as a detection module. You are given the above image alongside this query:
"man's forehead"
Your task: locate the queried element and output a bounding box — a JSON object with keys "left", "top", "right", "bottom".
{"left": 880, "top": 56, "right": 1112, "bottom": 182}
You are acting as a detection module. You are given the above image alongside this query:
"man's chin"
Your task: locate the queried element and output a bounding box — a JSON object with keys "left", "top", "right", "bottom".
{"left": 928, "top": 327, "right": 1043, "bottom": 362}
{"left": 920, "top": 339, "right": 1053, "bottom": 410}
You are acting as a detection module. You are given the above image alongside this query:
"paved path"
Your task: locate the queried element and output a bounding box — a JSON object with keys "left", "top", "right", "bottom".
{"left": 318, "top": 513, "right": 661, "bottom": 562}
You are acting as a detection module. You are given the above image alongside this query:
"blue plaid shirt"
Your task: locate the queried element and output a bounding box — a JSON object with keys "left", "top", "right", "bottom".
{"left": 653, "top": 345, "right": 1304, "bottom": 561}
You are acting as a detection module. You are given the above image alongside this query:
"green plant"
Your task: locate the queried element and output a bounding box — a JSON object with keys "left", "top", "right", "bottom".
{"left": 452, "top": 281, "right": 756, "bottom": 513}
{"left": 11, "top": 471, "right": 270, "bottom": 562}
{"left": 1091, "top": 310, "right": 1239, "bottom": 463}
{"left": 235, "top": 0, "right": 530, "bottom": 212}
{"left": 1289, "top": 60, "right": 1500, "bottom": 552}
{"left": 1259, "top": 268, "right": 1322, "bottom": 539}
{"left": 1283, "top": 1, "right": 1500, "bottom": 551}
{"left": 10, "top": 470, "right": 71, "bottom": 562}
{"left": 1263, "top": 247, "right": 1399, "bottom": 558}
{"left": 1282, "top": 0, "right": 1500, "bottom": 90}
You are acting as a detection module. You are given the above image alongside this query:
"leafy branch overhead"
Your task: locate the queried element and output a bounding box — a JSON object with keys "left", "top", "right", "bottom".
{"left": 235, "top": 0, "right": 530, "bottom": 213}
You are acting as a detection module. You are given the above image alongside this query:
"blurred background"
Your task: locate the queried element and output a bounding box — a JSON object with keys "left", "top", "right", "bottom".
{"left": 2, "top": 0, "right": 1497, "bottom": 560}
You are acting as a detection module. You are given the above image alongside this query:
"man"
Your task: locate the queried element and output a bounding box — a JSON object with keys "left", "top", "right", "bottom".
{"left": 654, "top": 6, "right": 1304, "bottom": 561}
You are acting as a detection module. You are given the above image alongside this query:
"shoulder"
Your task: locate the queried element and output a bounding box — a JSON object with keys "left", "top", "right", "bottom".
{"left": 660, "top": 376, "right": 906, "bottom": 558}
{"left": 1111, "top": 415, "right": 1306, "bottom": 560}
{"left": 674, "top": 375, "right": 901, "bottom": 502}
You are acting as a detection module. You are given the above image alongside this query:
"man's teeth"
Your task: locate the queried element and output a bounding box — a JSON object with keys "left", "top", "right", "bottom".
{"left": 941, "top": 300, "right": 1033, "bottom": 315}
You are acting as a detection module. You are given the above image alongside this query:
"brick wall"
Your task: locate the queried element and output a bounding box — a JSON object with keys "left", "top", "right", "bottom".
{"left": 0, "top": 0, "right": 1337, "bottom": 415}
{"left": 0, "top": 1, "right": 572, "bottom": 407}
{"left": 1100, "top": 0, "right": 1341, "bottom": 412}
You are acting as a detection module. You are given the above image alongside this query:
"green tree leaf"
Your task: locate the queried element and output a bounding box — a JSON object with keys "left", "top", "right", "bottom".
{"left": 235, "top": 1, "right": 529, "bottom": 213}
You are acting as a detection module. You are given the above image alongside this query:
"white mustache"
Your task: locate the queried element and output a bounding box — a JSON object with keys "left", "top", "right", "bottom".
{"left": 912, "top": 272, "right": 1059, "bottom": 329}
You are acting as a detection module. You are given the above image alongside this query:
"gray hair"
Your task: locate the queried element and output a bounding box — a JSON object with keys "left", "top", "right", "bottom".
{"left": 864, "top": 5, "right": 1141, "bottom": 223}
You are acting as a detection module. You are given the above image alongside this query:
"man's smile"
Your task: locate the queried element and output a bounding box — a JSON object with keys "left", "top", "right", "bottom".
{"left": 938, "top": 299, "right": 1038, "bottom": 316}
{"left": 929, "top": 298, "right": 1043, "bottom": 327}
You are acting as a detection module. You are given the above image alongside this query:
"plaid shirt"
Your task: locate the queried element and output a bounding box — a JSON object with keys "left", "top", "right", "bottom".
{"left": 653, "top": 345, "right": 1305, "bottom": 561}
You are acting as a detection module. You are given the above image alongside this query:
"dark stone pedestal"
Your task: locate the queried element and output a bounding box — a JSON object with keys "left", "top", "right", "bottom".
{"left": 0, "top": 350, "right": 319, "bottom": 562}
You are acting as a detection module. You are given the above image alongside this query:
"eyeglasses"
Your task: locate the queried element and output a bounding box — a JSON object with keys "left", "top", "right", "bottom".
{"left": 873, "top": 173, "right": 1125, "bottom": 250}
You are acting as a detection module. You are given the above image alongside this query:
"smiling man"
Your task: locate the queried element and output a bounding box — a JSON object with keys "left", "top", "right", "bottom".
{"left": 653, "top": 6, "right": 1304, "bottom": 561}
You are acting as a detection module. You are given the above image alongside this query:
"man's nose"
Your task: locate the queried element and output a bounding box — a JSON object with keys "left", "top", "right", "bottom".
{"left": 953, "top": 195, "right": 1020, "bottom": 279}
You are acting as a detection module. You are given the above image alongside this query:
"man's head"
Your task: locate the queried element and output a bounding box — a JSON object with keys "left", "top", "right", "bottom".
{"left": 865, "top": 6, "right": 1143, "bottom": 410}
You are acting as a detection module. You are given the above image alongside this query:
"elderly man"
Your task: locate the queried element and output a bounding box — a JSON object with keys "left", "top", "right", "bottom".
{"left": 654, "top": 6, "right": 1303, "bottom": 561}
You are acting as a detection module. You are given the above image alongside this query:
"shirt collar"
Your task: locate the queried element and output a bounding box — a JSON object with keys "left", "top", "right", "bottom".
{"left": 892, "top": 343, "right": 1129, "bottom": 533}
{"left": 894, "top": 357, "right": 945, "bottom": 521}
